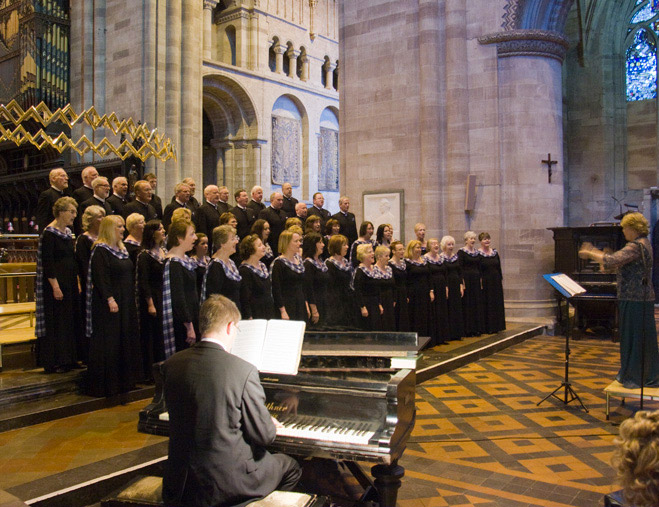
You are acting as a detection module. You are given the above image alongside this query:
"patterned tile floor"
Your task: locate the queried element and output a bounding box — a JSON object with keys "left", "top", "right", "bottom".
{"left": 0, "top": 334, "right": 656, "bottom": 506}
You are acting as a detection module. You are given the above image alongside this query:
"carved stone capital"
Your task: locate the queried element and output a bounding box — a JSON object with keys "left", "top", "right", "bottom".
{"left": 286, "top": 48, "right": 301, "bottom": 59}
{"left": 273, "top": 43, "right": 288, "bottom": 55}
{"left": 323, "top": 60, "right": 337, "bottom": 72}
{"left": 478, "top": 29, "right": 569, "bottom": 62}
{"left": 203, "top": 0, "right": 219, "bottom": 10}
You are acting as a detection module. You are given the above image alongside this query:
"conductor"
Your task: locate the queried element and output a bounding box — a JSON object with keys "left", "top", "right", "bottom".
{"left": 162, "top": 294, "right": 301, "bottom": 507}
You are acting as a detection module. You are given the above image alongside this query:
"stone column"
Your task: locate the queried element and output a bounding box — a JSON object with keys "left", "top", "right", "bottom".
{"left": 299, "top": 53, "right": 310, "bottom": 81}
{"left": 323, "top": 60, "right": 336, "bottom": 89}
{"left": 164, "top": 0, "right": 182, "bottom": 191}
{"left": 287, "top": 48, "right": 300, "bottom": 78}
{"left": 249, "top": 11, "right": 259, "bottom": 70}
{"left": 479, "top": 30, "right": 569, "bottom": 321}
{"left": 274, "top": 43, "right": 287, "bottom": 74}
{"left": 203, "top": 0, "right": 218, "bottom": 60}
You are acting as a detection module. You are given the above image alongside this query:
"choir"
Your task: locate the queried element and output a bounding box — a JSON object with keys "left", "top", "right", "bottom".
{"left": 35, "top": 180, "right": 506, "bottom": 398}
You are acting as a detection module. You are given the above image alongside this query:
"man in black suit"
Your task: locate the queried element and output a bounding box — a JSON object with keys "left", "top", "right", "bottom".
{"left": 174, "top": 177, "right": 200, "bottom": 213}
{"left": 144, "top": 172, "right": 163, "bottom": 219}
{"left": 163, "top": 182, "right": 193, "bottom": 230}
{"left": 259, "top": 192, "right": 287, "bottom": 254}
{"left": 280, "top": 182, "right": 298, "bottom": 218}
{"left": 72, "top": 166, "right": 98, "bottom": 205}
{"left": 332, "top": 195, "right": 358, "bottom": 246}
{"left": 295, "top": 202, "right": 308, "bottom": 221}
{"left": 307, "top": 192, "right": 331, "bottom": 229}
{"left": 163, "top": 295, "right": 301, "bottom": 507}
{"left": 195, "top": 185, "right": 222, "bottom": 252}
{"left": 123, "top": 180, "right": 158, "bottom": 222}
{"left": 247, "top": 185, "right": 266, "bottom": 214}
{"left": 36, "top": 168, "right": 71, "bottom": 232}
{"left": 78, "top": 177, "right": 113, "bottom": 232}
{"left": 217, "top": 186, "right": 231, "bottom": 215}
{"left": 230, "top": 189, "right": 256, "bottom": 239}
{"left": 106, "top": 176, "right": 130, "bottom": 216}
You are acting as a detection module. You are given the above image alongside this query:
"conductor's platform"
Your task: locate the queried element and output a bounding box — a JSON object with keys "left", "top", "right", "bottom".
{"left": 604, "top": 380, "right": 659, "bottom": 420}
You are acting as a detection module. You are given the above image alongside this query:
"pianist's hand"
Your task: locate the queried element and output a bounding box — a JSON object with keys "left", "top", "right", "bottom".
{"left": 271, "top": 416, "right": 284, "bottom": 429}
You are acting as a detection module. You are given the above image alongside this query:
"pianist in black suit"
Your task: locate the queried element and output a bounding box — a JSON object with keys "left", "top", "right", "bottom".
{"left": 163, "top": 295, "right": 301, "bottom": 507}
{"left": 36, "top": 168, "right": 71, "bottom": 233}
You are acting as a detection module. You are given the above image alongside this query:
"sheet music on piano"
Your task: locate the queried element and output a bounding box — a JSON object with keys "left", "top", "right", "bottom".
{"left": 232, "top": 319, "right": 306, "bottom": 374}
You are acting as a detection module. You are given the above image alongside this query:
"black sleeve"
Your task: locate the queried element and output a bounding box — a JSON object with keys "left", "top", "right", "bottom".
{"left": 204, "top": 262, "right": 225, "bottom": 298}
{"left": 303, "top": 261, "right": 316, "bottom": 305}
{"left": 36, "top": 193, "right": 53, "bottom": 232}
{"left": 75, "top": 235, "right": 91, "bottom": 283}
{"left": 349, "top": 242, "right": 359, "bottom": 268}
{"left": 194, "top": 207, "right": 207, "bottom": 236}
{"left": 91, "top": 248, "right": 115, "bottom": 301}
{"left": 271, "top": 260, "right": 285, "bottom": 310}
{"left": 137, "top": 252, "right": 153, "bottom": 301}
{"left": 353, "top": 269, "right": 366, "bottom": 308}
{"left": 496, "top": 253, "right": 503, "bottom": 280}
{"left": 170, "top": 262, "right": 193, "bottom": 323}
{"left": 41, "top": 232, "right": 57, "bottom": 280}
{"left": 163, "top": 205, "right": 174, "bottom": 231}
{"left": 241, "top": 367, "right": 276, "bottom": 446}
{"left": 238, "top": 267, "right": 253, "bottom": 320}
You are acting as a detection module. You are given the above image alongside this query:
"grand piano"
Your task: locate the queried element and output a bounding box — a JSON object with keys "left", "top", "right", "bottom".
{"left": 549, "top": 226, "right": 625, "bottom": 337}
{"left": 138, "top": 331, "right": 428, "bottom": 507}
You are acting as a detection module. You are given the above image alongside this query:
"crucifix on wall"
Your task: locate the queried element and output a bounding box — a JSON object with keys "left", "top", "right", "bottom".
{"left": 542, "top": 153, "right": 558, "bottom": 184}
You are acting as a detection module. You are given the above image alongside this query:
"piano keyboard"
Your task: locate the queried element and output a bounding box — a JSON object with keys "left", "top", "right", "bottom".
{"left": 158, "top": 412, "right": 377, "bottom": 445}
{"left": 275, "top": 415, "right": 377, "bottom": 445}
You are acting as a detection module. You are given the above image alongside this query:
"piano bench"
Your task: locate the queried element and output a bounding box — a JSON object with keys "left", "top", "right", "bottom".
{"left": 101, "top": 476, "right": 325, "bottom": 507}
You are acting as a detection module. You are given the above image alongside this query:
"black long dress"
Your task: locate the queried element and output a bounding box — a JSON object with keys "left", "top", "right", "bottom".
{"left": 271, "top": 256, "right": 307, "bottom": 321}
{"left": 324, "top": 257, "right": 356, "bottom": 328}
{"left": 36, "top": 227, "right": 80, "bottom": 371}
{"left": 479, "top": 249, "right": 506, "bottom": 333}
{"left": 239, "top": 262, "right": 275, "bottom": 320}
{"left": 74, "top": 232, "right": 94, "bottom": 362}
{"left": 125, "top": 239, "right": 141, "bottom": 269}
{"left": 458, "top": 248, "right": 484, "bottom": 336}
{"left": 304, "top": 258, "right": 329, "bottom": 327}
{"left": 261, "top": 243, "right": 276, "bottom": 270}
{"left": 137, "top": 250, "right": 165, "bottom": 374}
{"left": 203, "top": 258, "right": 242, "bottom": 311}
{"left": 375, "top": 265, "right": 396, "bottom": 331}
{"left": 443, "top": 253, "right": 465, "bottom": 340}
{"left": 405, "top": 259, "right": 432, "bottom": 339}
{"left": 353, "top": 266, "right": 382, "bottom": 331}
{"left": 425, "top": 254, "right": 450, "bottom": 345}
{"left": 164, "top": 257, "right": 200, "bottom": 353}
{"left": 389, "top": 259, "right": 410, "bottom": 332}
{"left": 87, "top": 245, "right": 141, "bottom": 397}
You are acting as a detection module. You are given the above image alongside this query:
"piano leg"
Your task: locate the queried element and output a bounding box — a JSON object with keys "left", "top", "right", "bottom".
{"left": 371, "top": 461, "right": 404, "bottom": 507}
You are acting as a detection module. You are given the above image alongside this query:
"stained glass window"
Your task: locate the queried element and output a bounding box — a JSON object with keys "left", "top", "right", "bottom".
{"left": 627, "top": 2, "right": 659, "bottom": 101}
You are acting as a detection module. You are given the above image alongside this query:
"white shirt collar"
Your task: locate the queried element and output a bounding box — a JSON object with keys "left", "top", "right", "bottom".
{"left": 201, "top": 337, "right": 227, "bottom": 351}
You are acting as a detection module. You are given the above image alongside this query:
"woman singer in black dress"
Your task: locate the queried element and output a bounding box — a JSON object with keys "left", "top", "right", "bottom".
{"left": 405, "top": 240, "right": 433, "bottom": 340}
{"left": 250, "top": 219, "right": 275, "bottom": 268}
{"left": 136, "top": 220, "right": 166, "bottom": 376}
{"left": 86, "top": 215, "right": 141, "bottom": 397}
{"left": 36, "top": 196, "right": 81, "bottom": 373}
{"left": 374, "top": 245, "right": 396, "bottom": 330}
{"left": 124, "top": 213, "right": 145, "bottom": 267}
{"left": 190, "top": 232, "right": 210, "bottom": 295}
{"left": 239, "top": 234, "right": 274, "bottom": 319}
{"left": 324, "top": 234, "right": 356, "bottom": 329}
{"left": 203, "top": 225, "right": 241, "bottom": 310}
{"left": 271, "top": 229, "right": 308, "bottom": 321}
{"left": 459, "top": 231, "right": 483, "bottom": 336}
{"left": 441, "top": 235, "right": 465, "bottom": 341}
{"left": 353, "top": 243, "right": 382, "bottom": 331}
{"left": 303, "top": 232, "right": 329, "bottom": 327}
{"left": 479, "top": 232, "right": 506, "bottom": 333}
{"left": 425, "top": 238, "right": 449, "bottom": 345}
{"left": 389, "top": 241, "right": 410, "bottom": 332}
{"left": 162, "top": 219, "right": 199, "bottom": 356}
{"left": 376, "top": 224, "right": 393, "bottom": 249}
{"left": 349, "top": 221, "right": 375, "bottom": 268}
{"left": 75, "top": 204, "right": 105, "bottom": 363}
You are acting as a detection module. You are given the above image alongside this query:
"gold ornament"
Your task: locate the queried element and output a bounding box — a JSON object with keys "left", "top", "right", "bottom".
{"left": 0, "top": 100, "right": 177, "bottom": 162}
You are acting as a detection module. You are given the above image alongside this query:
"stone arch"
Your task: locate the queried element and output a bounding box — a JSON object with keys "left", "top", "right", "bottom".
{"left": 221, "top": 24, "right": 237, "bottom": 66}
{"left": 202, "top": 74, "right": 260, "bottom": 191}
{"left": 503, "top": 0, "right": 575, "bottom": 32}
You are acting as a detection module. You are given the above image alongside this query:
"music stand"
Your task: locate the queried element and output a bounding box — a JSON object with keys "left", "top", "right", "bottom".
{"left": 538, "top": 274, "right": 589, "bottom": 412}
